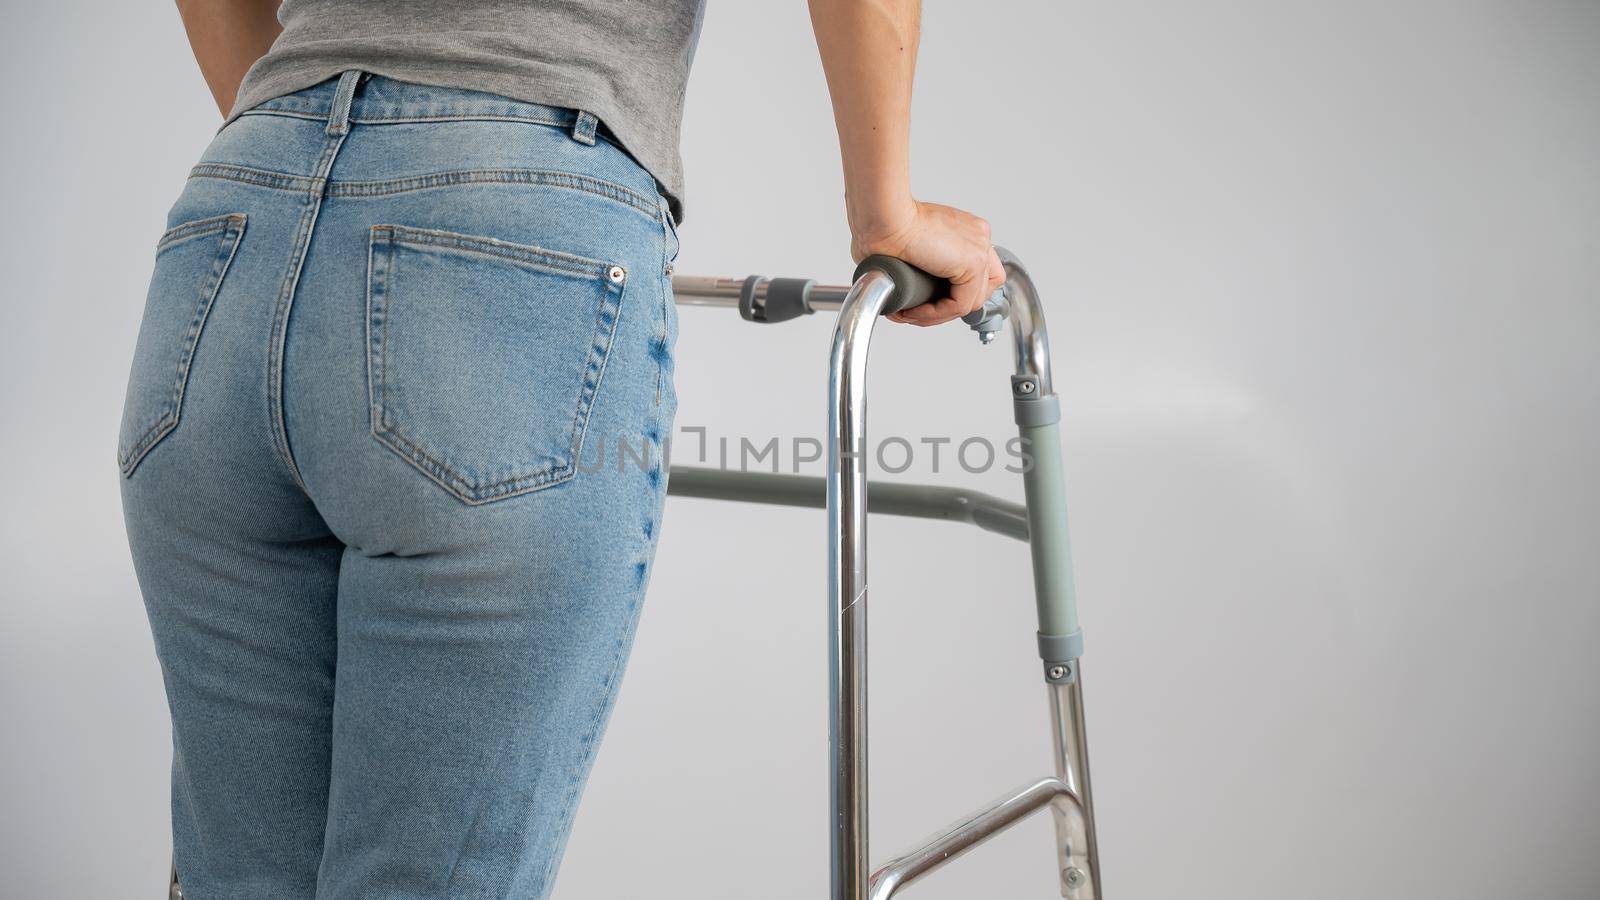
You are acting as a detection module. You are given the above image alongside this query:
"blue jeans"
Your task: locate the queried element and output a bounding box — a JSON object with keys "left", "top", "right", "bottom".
{"left": 118, "top": 71, "right": 679, "bottom": 899}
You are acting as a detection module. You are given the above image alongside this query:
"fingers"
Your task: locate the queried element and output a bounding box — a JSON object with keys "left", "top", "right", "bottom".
{"left": 896, "top": 221, "right": 997, "bottom": 327}
{"left": 986, "top": 245, "right": 1006, "bottom": 291}
{"left": 950, "top": 269, "right": 990, "bottom": 317}
{"left": 891, "top": 269, "right": 995, "bottom": 326}
{"left": 892, "top": 295, "right": 967, "bottom": 326}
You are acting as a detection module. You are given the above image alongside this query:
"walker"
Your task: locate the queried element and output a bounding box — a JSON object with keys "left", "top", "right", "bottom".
{"left": 170, "top": 250, "right": 1101, "bottom": 900}
{"left": 666, "top": 250, "right": 1100, "bottom": 899}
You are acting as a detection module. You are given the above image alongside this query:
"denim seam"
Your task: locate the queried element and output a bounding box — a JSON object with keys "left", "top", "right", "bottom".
{"left": 372, "top": 224, "right": 627, "bottom": 279}
{"left": 188, "top": 164, "right": 658, "bottom": 224}
{"left": 265, "top": 129, "right": 349, "bottom": 495}
{"left": 329, "top": 169, "right": 659, "bottom": 220}
{"left": 366, "top": 228, "right": 627, "bottom": 505}
{"left": 566, "top": 267, "right": 629, "bottom": 499}
{"left": 351, "top": 113, "right": 568, "bottom": 127}
{"left": 235, "top": 108, "right": 328, "bottom": 124}
{"left": 154, "top": 213, "right": 244, "bottom": 251}
{"left": 238, "top": 107, "right": 629, "bottom": 151}
{"left": 118, "top": 215, "right": 247, "bottom": 476}
{"left": 655, "top": 208, "right": 674, "bottom": 404}
{"left": 245, "top": 106, "right": 572, "bottom": 130}
{"left": 189, "top": 163, "right": 321, "bottom": 194}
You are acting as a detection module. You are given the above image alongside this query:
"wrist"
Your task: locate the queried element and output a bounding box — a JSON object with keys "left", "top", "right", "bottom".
{"left": 846, "top": 191, "right": 918, "bottom": 254}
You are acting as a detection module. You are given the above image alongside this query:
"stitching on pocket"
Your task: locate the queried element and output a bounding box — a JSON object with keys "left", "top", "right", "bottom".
{"left": 118, "top": 214, "right": 247, "bottom": 476}
{"left": 366, "top": 225, "right": 627, "bottom": 505}
{"left": 372, "top": 224, "right": 625, "bottom": 280}
{"left": 331, "top": 171, "right": 660, "bottom": 221}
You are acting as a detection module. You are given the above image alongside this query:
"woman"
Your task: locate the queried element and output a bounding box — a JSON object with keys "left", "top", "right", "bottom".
{"left": 121, "top": 1, "right": 1005, "bottom": 897}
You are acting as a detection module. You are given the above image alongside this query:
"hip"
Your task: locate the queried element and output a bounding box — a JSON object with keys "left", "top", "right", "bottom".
{"left": 120, "top": 70, "right": 681, "bottom": 531}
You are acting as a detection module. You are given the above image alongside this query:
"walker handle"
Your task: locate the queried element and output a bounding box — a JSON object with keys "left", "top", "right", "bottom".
{"left": 852, "top": 255, "right": 953, "bottom": 316}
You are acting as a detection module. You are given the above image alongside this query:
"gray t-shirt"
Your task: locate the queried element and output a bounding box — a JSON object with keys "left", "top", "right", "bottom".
{"left": 228, "top": 0, "right": 706, "bottom": 221}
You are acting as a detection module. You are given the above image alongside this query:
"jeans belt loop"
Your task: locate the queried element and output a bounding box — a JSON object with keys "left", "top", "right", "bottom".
{"left": 571, "top": 110, "right": 600, "bottom": 146}
{"left": 325, "top": 69, "right": 366, "bottom": 137}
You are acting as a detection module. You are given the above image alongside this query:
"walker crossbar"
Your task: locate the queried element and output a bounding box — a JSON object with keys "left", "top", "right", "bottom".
{"left": 868, "top": 776, "right": 1084, "bottom": 900}
{"left": 666, "top": 467, "right": 1031, "bottom": 542}
{"left": 668, "top": 249, "right": 1101, "bottom": 899}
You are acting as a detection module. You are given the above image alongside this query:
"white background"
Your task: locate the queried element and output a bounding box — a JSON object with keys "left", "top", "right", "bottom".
{"left": 2, "top": 2, "right": 1597, "bottom": 898}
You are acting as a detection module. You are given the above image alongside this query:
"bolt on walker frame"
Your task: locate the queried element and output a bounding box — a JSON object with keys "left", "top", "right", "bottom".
{"left": 667, "top": 249, "right": 1100, "bottom": 900}
{"left": 167, "top": 250, "right": 1099, "bottom": 900}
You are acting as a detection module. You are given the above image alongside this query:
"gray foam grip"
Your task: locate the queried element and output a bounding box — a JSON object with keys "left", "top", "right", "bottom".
{"left": 762, "top": 278, "right": 815, "bottom": 323}
{"left": 852, "top": 255, "right": 952, "bottom": 315}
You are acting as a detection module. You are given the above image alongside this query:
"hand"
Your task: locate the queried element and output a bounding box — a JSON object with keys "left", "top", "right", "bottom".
{"left": 851, "top": 200, "right": 1007, "bottom": 326}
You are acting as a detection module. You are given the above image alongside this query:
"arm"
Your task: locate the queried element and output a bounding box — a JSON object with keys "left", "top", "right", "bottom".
{"left": 808, "top": 0, "right": 1005, "bottom": 325}
{"left": 175, "top": 0, "right": 283, "bottom": 117}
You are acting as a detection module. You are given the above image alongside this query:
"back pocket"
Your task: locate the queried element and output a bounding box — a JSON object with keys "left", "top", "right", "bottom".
{"left": 366, "top": 224, "right": 627, "bottom": 504}
{"left": 117, "top": 213, "right": 247, "bottom": 477}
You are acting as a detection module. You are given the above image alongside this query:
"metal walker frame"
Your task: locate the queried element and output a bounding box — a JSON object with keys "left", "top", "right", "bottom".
{"left": 667, "top": 249, "right": 1100, "bottom": 900}
{"left": 169, "top": 250, "right": 1099, "bottom": 900}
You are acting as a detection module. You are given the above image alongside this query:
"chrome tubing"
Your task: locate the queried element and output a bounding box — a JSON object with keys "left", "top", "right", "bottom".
{"left": 670, "top": 274, "right": 853, "bottom": 310}
{"left": 867, "top": 777, "right": 1089, "bottom": 900}
{"left": 994, "top": 246, "right": 1053, "bottom": 392}
{"left": 1050, "top": 676, "right": 1100, "bottom": 898}
{"left": 827, "top": 268, "right": 897, "bottom": 900}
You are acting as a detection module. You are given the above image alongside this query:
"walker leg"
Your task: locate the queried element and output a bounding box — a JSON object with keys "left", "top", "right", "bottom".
{"left": 826, "top": 268, "right": 899, "bottom": 900}
{"left": 1000, "top": 248, "right": 1102, "bottom": 897}
{"left": 1049, "top": 673, "right": 1099, "bottom": 898}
